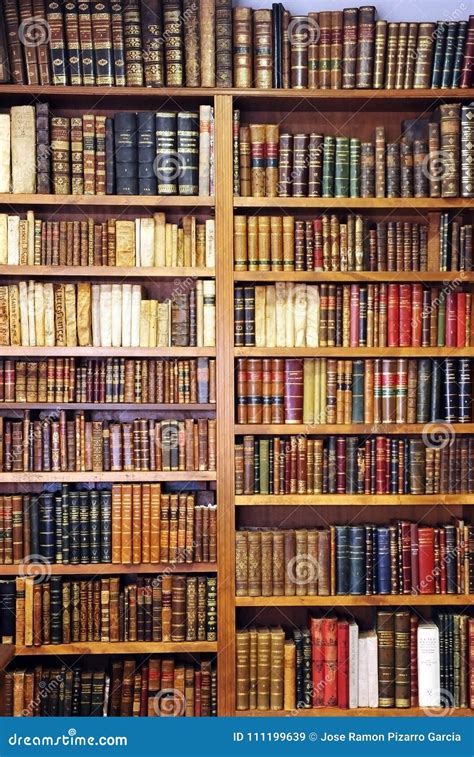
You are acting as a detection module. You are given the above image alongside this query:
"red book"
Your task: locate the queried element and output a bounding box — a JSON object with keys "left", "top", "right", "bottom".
{"left": 445, "top": 291, "right": 458, "bottom": 347}
{"left": 336, "top": 437, "right": 346, "bottom": 494}
{"left": 375, "top": 436, "right": 387, "bottom": 494}
{"left": 140, "top": 664, "right": 149, "bottom": 716}
{"left": 399, "top": 284, "right": 412, "bottom": 346}
{"left": 456, "top": 292, "right": 466, "bottom": 347}
{"left": 349, "top": 285, "right": 360, "bottom": 347}
{"left": 460, "top": 15, "right": 474, "bottom": 88}
{"left": 418, "top": 527, "right": 435, "bottom": 595}
{"left": 387, "top": 284, "right": 400, "bottom": 346}
{"left": 410, "top": 523, "right": 419, "bottom": 594}
{"left": 284, "top": 359, "right": 304, "bottom": 423}
{"left": 310, "top": 617, "right": 324, "bottom": 707}
{"left": 439, "top": 528, "right": 447, "bottom": 594}
{"left": 411, "top": 284, "right": 423, "bottom": 347}
{"left": 400, "top": 521, "right": 412, "bottom": 593}
{"left": 313, "top": 219, "right": 323, "bottom": 270}
{"left": 321, "top": 617, "right": 338, "bottom": 707}
{"left": 194, "top": 670, "right": 201, "bottom": 716}
{"left": 336, "top": 619, "right": 349, "bottom": 709}
{"left": 469, "top": 618, "right": 474, "bottom": 708}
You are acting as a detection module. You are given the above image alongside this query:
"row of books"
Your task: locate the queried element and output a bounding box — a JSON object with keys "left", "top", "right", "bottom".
{"left": 0, "top": 280, "right": 216, "bottom": 348}
{"left": 1, "top": 574, "right": 217, "bottom": 645}
{"left": 2, "top": 3, "right": 474, "bottom": 91}
{"left": 0, "top": 485, "right": 217, "bottom": 566}
{"left": 235, "top": 357, "right": 473, "bottom": 426}
{"left": 0, "top": 0, "right": 232, "bottom": 89}
{"left": 235, "top": 283, "right": 472, "bottom": 349}
{"left": 1, "top": 658, "right": 217, "bottom": 717}
{"left": 235, "top": 435, "right": 474, "bottom": 495}
{"left": 0, "top": 212, "right": 215, "bottom": 268}
{"left": 0, "top": 357, "right": 216, "bottom": 405}
{"left": 2, "top": 105, "right": 214, "bottom": 196}
{"left": 234, "top": 213, "right": 473, "bottom": 273}
{"left": 235, "top": 104, "right": 474, "bottom": 198}
{"left": 235, "top": 522, "right": 474, "bottom": 597}
{"left": 236, "top": 612, "right": 474, "bottom": 710}
{"left": 0, "top": 414, "right": 217, "bottom": 473}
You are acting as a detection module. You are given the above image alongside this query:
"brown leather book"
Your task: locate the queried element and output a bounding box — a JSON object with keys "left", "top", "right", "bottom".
{"left": 290, "top": 16, "right": 308, "bottom": 89}
{"left": 236, "top": 629, "right": 250, "bottom": 710}
{"left": 439, "top": 103, "right": 461, "bottom": 198}
{"left": 141, "top": 0, "right": 164, "bottom": 87}
{"left": 18, "top": 0, "right": 39, "bottom": 84}
{"left": 253, "top": 9, "right": 272, "bottom": 88}
{"left": 377, "top": 610, "right": 395, "bottom": 707}
{"left": 162, "top": 0, "right": 183, "bottom": 86}
{"left": 4, "top": 1, "right": 25, "bottom": 83}
{"left": 413, "top": 23, "right": 436, "bottom": 88}
{"left": 123, "top": 0, "right": 144, "bottom": 86}
{"left": 51, "top": 117, "right": 71, "bottom": 196}
{"left": 330, "top": 11, "right": 343, "bottom": 89}
{"left": 233, "top": 6, "right": 252, "bottom": 87}
{"left": 200, "top": 0, "right": 216, "bottom": 86}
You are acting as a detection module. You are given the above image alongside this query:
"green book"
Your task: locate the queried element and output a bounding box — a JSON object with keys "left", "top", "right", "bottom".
{"left": 322, "top": 136, "right": 335, "bottom": 197}
{"left": 334, "top": 137, "right": 350, "bottom": 197}
{"left": 349, "top": 138, "right": 361, "bottom": 197}
{"left": 259, "top": 439, "right": 270, "bottom": 494}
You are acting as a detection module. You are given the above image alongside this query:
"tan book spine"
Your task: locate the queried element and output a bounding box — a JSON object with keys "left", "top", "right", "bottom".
{"left": 64, "top": 283, "right": 77, "bottom": 346}
{"left": 77, "top": 282, "right": 92, "bottom": 347}
{"left": 11, "top": 106, "right": 36, "bottom": 194}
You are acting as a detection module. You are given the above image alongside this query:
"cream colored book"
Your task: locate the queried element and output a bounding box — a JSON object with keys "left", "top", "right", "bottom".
{"left": 203, "top": 280, "right": 216, "bottom": 347}
{"left": 196, "top": 223, "right": 205, "bottom": 266}
{"left": 115, "top": 221, "right": 135, "bottom": 266}
{"left": 254, "top": 286, "right": 266, "bottom": 347}
{"left": 182, "top": 216, "right": 195, "bottom": 266}
{"left": 77, "top": 282, "right": 92, "bottom": 346}
{"left": 177, "top": 227, "right": 184, "bottom": 266}
{"left": 11, "top": 106, "right": 36, "bottom": 194}
{"left": 91, "top": 284, "right": 101, "bottom": 347}
{"left": 27, "top": 280, "right": 36, "bottom": 346}
{"left": 19, "top": 219, "right": 28, "bottom": 264}
{"left": 164, "top": 224, "right": 172, "bottom": 266}
{"left": 0, "top": 214, "right": 7, "bottom": 264}
{"left": 306, "top": 284, "right": 320, "bottom": 348}
{"left": 153, "top": 213, "right": 166, "bottom": 265}
{"left": 34, "top": 281, "right": 45, "bottom": 346}
{"left": 18, "top": 280, "right": 29, "bottom": 346}
{"left": 121, "top": 284, "right": 132, "bottom": 347}
{"left": 64, "top": 283, "right": 77, "bottom": 346}
{"left": 135, "top": 218, "right": 141, "bottom": 266}
{"left": 303, "top": 358, "right": 315, "bottom": 424}
{"left": 139, "top": 300, "right": 150, "bottom": 347}
{"left": 27, "top": 211, "right": 35, "bottom": 265}
{"left": 319, "top": 358, "right": 327, "bottom": 423}
{"left": 0, "top": 113, "right": 11, "bottom": 193}
{"left": 264, "top": 284, "right": 276, "bottom": 348}
{"left": 148, "top": 299, "right": 157, "bottom": 347}
{"left": 99, "top": 284, "right": 112, "bottom": 347}
{"left": 8, "top": 284, "right": 20, "bottom": 345}
{"left": 198, "top": 104, "right": 211, "bottom": 196}
{"left": 293, "top": 284, "right": 307, "bottom": 347}
{"left": 313, "top": 358, "right": 321, "bottom": 424}
{"left": 0, "top": 285, "right": 10, "bottom": 345}
{"left": 156, "top": 301, "right": 170, "bottom": 346}
{"left": 196, "top": 280, "right": 204, "bottom": 347}
{"left": 110, "top": 284, "right": 122, "bottom": 347}
{"left": 140, "top": 218, "right": 155, "bottom": 267}
{"left": 205, "top": 219, "right": 215, "bottom": 267}
{"left": 54, "top": 283, "right": 66, "bottom": 346}
{"left": 285, "top": 282, "right": 295, "bottom": 348}
{"left": 43, "top": 283, "right": 55, "bottom": 347}
{"left": 275, "top": 283, "right": 286, "bottom": 347}
{"left": 7, "top": 215, "right": 19, "bottom": 265}
{"left": 130, "top": 285, "right": 142, "bottom": 347}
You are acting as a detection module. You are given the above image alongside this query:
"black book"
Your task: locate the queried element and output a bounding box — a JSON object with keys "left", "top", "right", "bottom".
{"left": 92, "top": 0, "right": 114, "bottom": 85}
{"left": 272, "top": 3, "right": 282, "bottom": 88}
{"left": 243, "top": 286, "right": 255, "bottom": 346}
{"left": 50, "top": 576, "right": 63, "bottom": 644}
{"left": 105, "top": 117, "right": 115, "bottom": 194}
{"left": 177, "top": 111, "right": 199, "bottom": 196}
{"left": 0, "top": 8, "right": 10, "bottom": 83}
{"left": 91, "top": 671, "right": 106, "bottom": 716}
{"left": 137, "top": 111, "right": 157, "bottom": 195}
{"left": 78, "top": 0, "right": 95, "bottom": 84}
{"left": 54, "top": 495, "right": 63, "bottom": 563}
{"left": 155, "top": 111, "right": 177, "bottom": 195}
{"left": 0, "top": 580, "right": 15, "bottom": 643}
{"left": 442, "top": 358, "right": 458, "bottom": 422}
{"left": 429, "top": 359, "right": 442, "bottom": 421}
{"left": 79, "top": 491, "right": 90, "bottom": 564}
{"left": 458, "top": 358, "right": 471, "bottom": 422}
{"left": 39, "top": 493, "right": 55, "bottom": 562}
{"left": 327, "top": 436, "right": 337, "bottom": 493}
{"left": 46, "top": 0, "right": 68, "bottom": 85}
{"left": 100, "top": 490, "right": 112, "bottom": 563}
{"left": 348, "top": 526, "right": 365, "bottom": 594}
{"left": 80, "top": 671, "right": 93, "bottom": 715}
{"left": 345, "top": 437, "right": 358, "bottom": 493}
{"left": 71, "top": 668, "right": 82, "bottom": 716}
{"left": 302, "top": 627, "right": 312, "bottom": 708}
{"left": 64, "top": 0, "right": 82, "bottom": 84}
{"left": 61, "top": 485, "right": 70, "bottom": 565}
{"left": 335, "top": 525, "right": 349, "bottom": 594}
{"left": 90, "top": 490, "right": 101, "bottom": 563}
{"left": 292, "top": 628, "right": 304, "bottom": 708}
{"left": 64, "top": 670, "right": 74, "bottom": 716}
{"left": 69, "top": 491, "right": 81, "bottom": 564}
{"left": 114, "top": 112, "right": 138, "bottom": 194}
{"left": 416, "top": 358, "right": 432, "bottom": 423}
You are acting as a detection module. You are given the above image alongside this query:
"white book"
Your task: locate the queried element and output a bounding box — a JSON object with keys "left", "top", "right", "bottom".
{"left": 264, "top": 285, "right": 276, "bottom": 348}
{"left": 27, "top": 280, "right": 36, "bottom": 346}
{"left": 34, "top": 282, "right": 45, "bottom": 346}
{"left": 0, "top": 113, "right": 11, "bottom": 193}
{"left": 306, "top": 285, "right": 320, "bottom": 347}
{"left": 285, "top": 282, "right": 295, "bottom": 348}
{"left": 203, "top": 280, "right": 216, "bottom": 347}
{"left": 198, "top": 104, "right": 211, "bottom": 196}
{"left": 417, "top": 622, "right": 440, "bottom": 707}
{"left": 111, "top": 284, "right": 122, "bottom": 347}
{"left": 91, "top": 285, "right": 101, "bottom": 347}
{"left": 366, "top": 631, "right": 378, "bottom": 707}
{"left": 135, "top": 219, "right": 141, "bottom": 266}
{"left": 7, "top": 215, "right": 20, "bottom": 265}
{"left": 99, "top": 284, "right": 112, "bottom": 347}
{"left": 196, "top": 280, "right": 204, "bottom": 347}
{"left": 121, "top": 284, "right": 132, "bottom": 347}
{"left": 11, "top": 106, "right": 36, "bottom": 194}
{"left": 254, "top": 286, "right": 266, "bottom": 347}
{"left": 275, "top": 283, "right": 286, "bottom": 347}
{"left": 205, "top": 219, "right": 215, "bottom": 267}
{"left": 348, "top": 621, "right": 359, "bottom": 709}
{"left": 130, "top": 285, "right": 142, "bottom": 347}
{"left": 153, "top": 213, "right": 166, "bottom": 266}
{"left": 140, "top": 218, "right": 155, "bottom": 267}
{"left": 293, "top": 285, "right": 307, "bottom": 347}
{"left": 0, "top": 214, "right": 8, "bottom": 264}
{"left": 18, "top": 280, "right": 29, "bottom": 346}
{"left": 27, "top": 210, "right": 35, "bottom": 265}
{"left": 43, "top": 283, "right": 55, "bottom": 347}
{"left": 357, "top": 635, "right": 369, "bottom": 707}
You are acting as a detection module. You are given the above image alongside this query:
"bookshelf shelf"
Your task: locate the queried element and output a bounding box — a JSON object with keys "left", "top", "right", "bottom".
{"left": 0, "top": 265, "right": 215, "bottom": 279}
{"left": 0, "top": 471, "right": 216, "bottom": 483}
{"left": 234, "top": 197, "right": 474, "bottom": 210}
{"left": 13, "top": 642, "right": 218, "bottom": 656}
{"left": 235, "top": 347, "right": 473, "bottom": 358}
{"left": 235, "top": 494, "right": 474, "bottom": 506}
{"left": 234, "top": 271, "right": 473, "bottom": 283}
{"left": 0, "top": 563, "right": 217, "bottom": 576}
{"left": 0, "top": 347, "right": 216, "bottom": 357}
{"left": 235, "top": 423, "right": 474, "bottom": 435}
{"left": 0, "top": 194, "right": 214, "bottom": 207}
{"left": 236, "top": 707, "right": 473, "bottom": 717}
{"left": 0, "top": 403, "right": 216, "bottom": 411}
{"left": 235, "top": 595, "right": 474, "bottom": 607}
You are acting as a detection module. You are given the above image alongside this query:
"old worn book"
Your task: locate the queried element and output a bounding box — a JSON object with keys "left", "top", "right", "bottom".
{"left": 11, "top": 106, "right": 36, "bottom": 194}
{"left": 0, "top": 114, "right": 10, "bottom": 193}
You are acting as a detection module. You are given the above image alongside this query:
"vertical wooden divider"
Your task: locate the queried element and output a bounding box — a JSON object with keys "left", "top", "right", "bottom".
{"left": 214, "top": 94, "right": 236, "bottom": 716}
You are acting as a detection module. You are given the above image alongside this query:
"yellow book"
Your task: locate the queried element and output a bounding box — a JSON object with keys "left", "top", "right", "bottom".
{"left": 8, "top": 284, "right": 21, "bottom": 345}
{"left": 139, "top": 217, "right": 155, "bottom": 267}
{"left": 110, "top": 283, "right": 122, "bottom": 347}
{"left": 99, "top": 284, "right": 112, "bottom": 348}
{"left": 148, "top": 299, "right": 158, "bottom": 347}
{"left": 18, "top": 280, "right": 29, "bottom": 346}
{"left": 64, "top": 283, "right": 77, "bottom": 347}
{"left": 43, "top": 282, "right": 54, "bottom": 347}
{"left": 53, "top": 283, "right": 66, "bottom": 346}
{"left": 293, "top": 284, "right": 307, "bottom": 348}
{"left": 27, "top": 280, "right": 36, "bottom": 346}
{"left": 7, "top": 215, "right": 19, "bottom": 264}
{"left": 27, "top": 210, "right": 35, "bottom": 265}
{"left": 264, "top": 284, "right": 276, "bottom": 348}
{"left": 153, "top": 213, "right": 166, "bottom": 266}
{"left": 303, "top": 358, "right": 315, "bottom": 424}
{"left": 115, "top": 220, "right": 135, "bottom": 266}
{"left": 0, "top": 213, "right": 7, "bottom": 264}
{"left": 306, "top": 284, "right": 320, "bottom": 347}
{"left": 139, "top": 300, "right": 150, "bottom": 347}
{"left": 156, "top": 302, "right": 170, "bottom": 347}
{"left": 254, "top": 286, "right": 266, "bottom": 347}
{"left": 33, "top": 281, "right": 45, "bottom": 346}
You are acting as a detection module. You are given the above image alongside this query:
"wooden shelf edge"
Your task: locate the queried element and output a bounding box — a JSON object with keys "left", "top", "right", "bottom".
{"left": 0, "top": 471, "right": 216, "bottom": 483}
{"left": 235, "top": 347, "right": 472, "bottom": 357}
{"left": 0, "top": 194, "right": 214, "bottom": 207}
{"left": 13, "top": 642, "right": 218, "bottom": 655}
{"left": 234, "top": 271, "right": 473, "bottom": 283}
{"left": 235, "top": 595, "right": 473, "bottom": 607}
{"left": 0, "top": 347, "right": 216, "bottom": 357}
{"left": 234, "top": 197, "right": 474, "bottom": 209}
{"left": 235, "top": 423, "right": 474, "bottom": 435}
{"left": 0, "top": 403, "right": 216, "bottom": 411}
{"left": 0, "top": 265, "right": 215, "bottom": 278}
{"left": 235, "top": 494, "right": 474, "bottom": 506}
{"left": 0, "top": 562, "right": 217, "bottom": 576}
{"left": 236, "top": 707, "right": 473, "bottom": 717}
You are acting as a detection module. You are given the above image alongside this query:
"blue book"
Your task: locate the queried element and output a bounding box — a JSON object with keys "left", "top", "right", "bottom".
{"left": 335, "top": 526, "right": 349, "bottom": 594}
{"left": 351, "top": 360, "right": 365, "bottom": 422}
{"left": 375, "top": 527, "right": 391, "bottom": 594}
{"left": 348, "top": 526, "right": 365, "bottom": 594}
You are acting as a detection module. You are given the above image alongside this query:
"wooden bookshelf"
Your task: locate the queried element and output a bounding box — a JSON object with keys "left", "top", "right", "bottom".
{"left": 234, "top": 197, "right": 474, "bottom": 209}
{"left": 13, "top": 642, "right": 218, "bottom": 656}
{"left": 235, "top": 423, "right": 474, "bottom": 435}
{"left": 237, "top": 707, "right": 473, "bottom": 717}
{"left": 235, "top": 596, "right": 474, "bottom": 607}
{"left": 234, "top": 271, "right": 474, "bottom": 283}
{"left": 0, "top": 266, "right": 215, "bottom": 278}
{"left": 0, "top": 346, "right": 216, "bottom": 357}
{"left": 0, "top": 194, "right": 214, "bottom": 206}
{"left": 0, "top": 471, "right": 216, "bottom": 483}
{"left": 235, "top": 347, "right": 474, "bottom": 357}
{"left": 236, "top": 495, "right": 474, "bottom": 506}
{"left": 0, "top": 563, "right": 217, "bottom": 576}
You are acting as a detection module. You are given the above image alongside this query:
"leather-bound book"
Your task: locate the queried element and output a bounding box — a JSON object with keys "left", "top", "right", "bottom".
{"left": 36, "top": 103, "right": 51, "bottom": 195}
{"left": 270, "top": 626, "right": 285, "bottom": 710}
{"left": 395, "top": 22, "right": 408, "bottom": 89}
{"left": 278, "top": 133, "right": 292, "bottom": 196}
{"left": 253, "top": 9, "right": 272, "bottom": 88}
{"left": 114, "top": 112, "right": 138, "bottom": 195}
{"left": 123, "top": 0, "right": 143, "bottom": 85}
{"left": 413, "top": 23, "right": 436, "bottom": 88}
{"left": 77, "top": 0, "right": 95, "bottom": 84}
{"left": 110, "top": 0, "right": 125, "bottom": 85}
{"left": 293, "top": 134, "right": 308, "bottom": 196}
{"left": 51, "top": 116, "right": 71, "bottom": 195}
{"left": 11, "top": 105, "right": 36, "bottom": 194}
{"left": 162, "top": 0, "right": 183, "bottom": 86}
{"left": 70, "top": 116, "right": 83, "bottom": 195}
{"left": 3, "top": 1, "right": 23, "bottom": 83}
{"left": 439, "top": 103, "right": 461, "bottom": 197}
{"left": 308, "top": 133, "right": 323, "bottom": 197}
{"left": 265, "top": 125, "right": 279, "bottom": 197}
{"left": 18, "top": 0, "right": 40, "bottom": 84}
{"left": 334, "top": 137, "right": 349, "bottom": 197}
{"left": 394, "top": 610, "right": 410, "bottom": 708}
{"left": 355, "top": 5, "right": 375, "bottom": 88}
{"left": 460, "top": 15, "right": 474, "bottom": 88}
{"left": 236, "top": 629, "right": 250, "bottom": 709}
{"left": 461, "top": 104, "right": 474, "bottom": 198}
{"left": 137, "top": 112, "right": 156, "bottom": 196}
{"left": 64, "top": 0, "right": 82, "bottom": 85}
{"left": 271, "top": 2, "right": 281, "bottom": 89}
{"left": 91, "top": 0, "right": 114, "bottom": 85}
{"left": 177, "top": 111, "right": 199, "bottom": 196}
{"left": 140, "top": 0, "right": 163, "bottom": 87}
{"left": 233, "top": 6, "right": 252, "bottom": 87}
{"left": 441, "top": 22, "right": 457, "bottom": 88}
{"left": 284, "top": 358, "right": 303, "bottom": 423}
{"left": 200, "top": 0, "right": 216, "bottom": 87}
{"left": 45, "top": 2, "right": 67, "bottom": 83}
{"left": 317, "top": 10, "right": 331, "bottom": 89}
{"left": 430, "top": 21, "right": 446, "bottom": 89}
{"left": 95, "top": 116, "right": 106, "bottom": 195}
{"left": 377, "top": 610, "right": 395, "bottom": 707}
{"left": 82, "top": 114, "right": 95, "bottom": 194}
{"left": 342, "top": 7, "right": 358, "bottom": 89}
{"left": 290, "top": 16, "right": 308, "bottom": 89}
{"left": 155, "top": 111, "right": 177, "bottom": 195}
{"left": 330, "top": 11, "right": 343, "bottom": 89}
{"left": 249, "top": 124, "right": 266, "bottom": 196}
{"left": 384, "top": 22, "right": 398, "bottom": 89}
